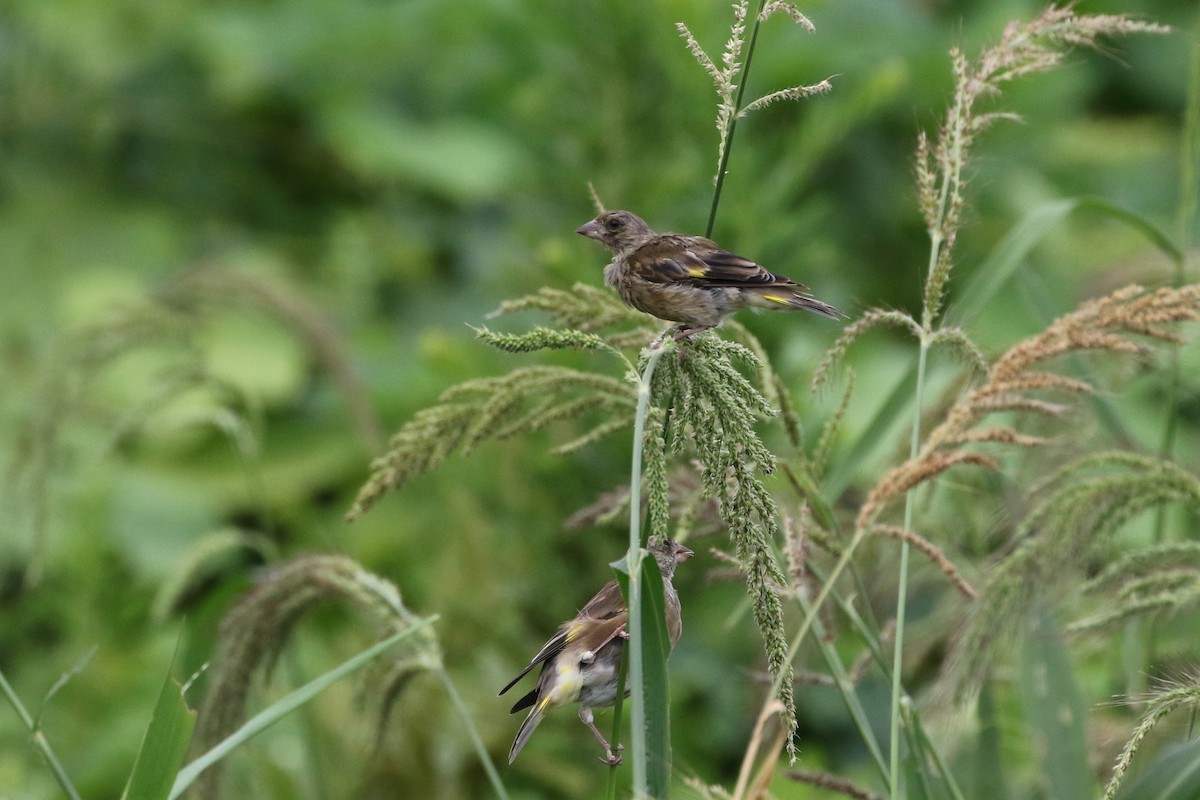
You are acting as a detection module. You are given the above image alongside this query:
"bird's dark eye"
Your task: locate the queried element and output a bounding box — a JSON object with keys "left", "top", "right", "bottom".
{"left": 605, "top": 217, "right": 623, "bottom": 231}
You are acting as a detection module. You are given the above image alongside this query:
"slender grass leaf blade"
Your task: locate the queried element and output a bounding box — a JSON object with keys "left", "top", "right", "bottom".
{"left": 638, "top": 562, "right": 672, "bottom": 798}
{"left": 121, "top": 667, "right": 196, "bottom": 800}
{"left": 971, "top": 676, "right": 1009, "bottom": 800}
{"left": 1073, "top": 197, "right": 1185, "bottom": 267}
{"left": 616, "top": 566, "right": 672, "bottom": 798}
{"left": 1019, "top": 610, "right": 1093, "bottom": 800}
{"left": 952, "top": 199, "right": 1080, "bottom": 325}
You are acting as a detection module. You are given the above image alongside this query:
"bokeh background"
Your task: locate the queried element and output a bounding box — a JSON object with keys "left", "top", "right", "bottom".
{"left": 0, "top": 0, "right": 1194, "bottom": 797}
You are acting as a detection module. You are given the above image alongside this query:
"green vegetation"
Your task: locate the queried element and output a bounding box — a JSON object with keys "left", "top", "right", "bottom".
{"left": 3, "top": 1, "right": 1199, "bottom": 799}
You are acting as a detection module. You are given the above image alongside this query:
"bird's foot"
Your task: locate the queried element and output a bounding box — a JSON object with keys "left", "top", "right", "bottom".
{"left": 600, "top": 743, "right": 624, "bottom": 766}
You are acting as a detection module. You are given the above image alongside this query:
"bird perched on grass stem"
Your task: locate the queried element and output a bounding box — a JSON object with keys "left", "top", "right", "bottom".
{"left": 499, "top": 538, "right": 693, "bottom": 766}
{"left": 577, "top": 210, "right": 841, "bottom": 338}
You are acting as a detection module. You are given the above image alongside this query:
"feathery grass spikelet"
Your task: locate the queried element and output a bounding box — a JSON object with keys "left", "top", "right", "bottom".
{"left": 487, "top": 283, "right": 652, "bottom": 337}
{"left": 1102, "top": 670, "right": 1200, "bottom": 800}
{"left": 860, "top": 286, "right": 1200, "bottom": 532}
{"left": 869, "top": 525, "right": 977, "bottom": 599}
{"left": 473, "top": 326, "right": 613, "bottom": 354}
{"left": 787, "top": 769, "right": 885, "bottom": 800}
{"left": 677, "top": 0, "right": 829, "bottom": 189}
{"left": 347, "top": 365, "right": 637, "bottom": 520}
{"left": 812, "top": 309, "right": 924, "bottom": 390}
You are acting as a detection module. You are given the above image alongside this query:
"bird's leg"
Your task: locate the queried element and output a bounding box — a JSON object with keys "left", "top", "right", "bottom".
{"left": 672, "top": 324, "right": 704, "bottom": 342}
{"left": 651, "top": 328, "right": 674, "bottom": 350}
{"left": 579, "top": 706, "right": 623, "bottom": 766}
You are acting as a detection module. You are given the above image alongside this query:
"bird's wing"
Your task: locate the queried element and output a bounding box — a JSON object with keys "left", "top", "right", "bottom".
{"left": 499, "top": 626, "right": 570, "bottom": 697}
{"left": 631, "top": 234, "right": 807, "bottom": 290}
{"left": 577, "top": 579, "right": 624, "bottom": 620}
{"left": 505, "top": 614, "right": 629, "bottom": 713}
{"left": 499, "top": 591, "right": 630, "bottom": 701}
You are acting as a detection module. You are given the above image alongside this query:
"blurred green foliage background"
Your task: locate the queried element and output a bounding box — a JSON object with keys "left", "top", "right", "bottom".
{"left": 0, "top": 0, "right": 1195, "bottom": 798}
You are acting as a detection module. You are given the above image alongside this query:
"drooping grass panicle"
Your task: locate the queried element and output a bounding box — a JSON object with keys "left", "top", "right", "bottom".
{"left": 759, "top": 2, "right": 813, "bottom": 29}
{"left": 152, "top": 528, "right": 277, "bottom": 622}
{"left": 163, "top": 267, "right": 386, "bottom": 451}
{"left": 858, "top": 285, "right": 1200, "bottom": 530}
{"left": 346, "top": 365, "right": 637, "bottom": 520}
{"left": 191, "top": 554, "right": 436, "bottom": 800}
{"left": 812, "top": 309, "right": 923, "bottom": 390}
{"left": 10, "top": 266, "right": 394, "bottom": 584}
{"left": 1083, "top": 541, "right": 1200, "bottom": 595}
{"left": 650, "top": 334, "right": 799, "bottom": 753}
{"left": 739, "top": 79, "right": 832, "bottom": 117}
{"left": 939, "top": 287, "right": 1200, "bottom": 699}
{"left": 1103, "top": 669, "right": 1200, "bottom": 800}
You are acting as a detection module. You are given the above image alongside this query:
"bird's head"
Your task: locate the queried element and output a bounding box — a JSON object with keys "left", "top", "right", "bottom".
{"left": 576, "top": 210, "right": 653, "bottom": 254}
{"left": 650, "top": 537, "right": 694, "bottom": 579}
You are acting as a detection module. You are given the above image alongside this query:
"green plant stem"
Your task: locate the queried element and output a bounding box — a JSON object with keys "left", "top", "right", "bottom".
{"left": 607, "top": 656, "right": 629, "bottom": 800}
{"left": 0, "top": 668, "right": 82, "bottom": 800}
{"left": 706, "top": 0, "right": 769, "bottom": 238}
{"left": 625, "top": 340, "right": 670, "bottom": 796}
{"left": 890, "top": 335, "right": 927, "bottom": 800}
{"left": 436, "top": 666, "right": 511, "bottom": 800}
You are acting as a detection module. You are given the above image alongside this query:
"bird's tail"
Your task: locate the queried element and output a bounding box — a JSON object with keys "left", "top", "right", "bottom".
{"left": 508, "top": 701, "right": 547, "bottom": 764}
{"left": 748, "top": 287, "right": 843, "bottom": 319}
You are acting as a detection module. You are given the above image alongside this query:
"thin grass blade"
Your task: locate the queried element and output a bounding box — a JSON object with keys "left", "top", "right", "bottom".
{"left": 121, "top": 667, "right": 196, "bottom": 800}
{"left": 1019, "top": 610, "right": 1093, "bottom": 800}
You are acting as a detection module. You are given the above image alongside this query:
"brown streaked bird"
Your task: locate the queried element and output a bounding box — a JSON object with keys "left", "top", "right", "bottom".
{"left": 499, "top": 538, "right": 693, "bottom": 766}
{"left": 577, "top": 210, "right": 841, "bottom": 337}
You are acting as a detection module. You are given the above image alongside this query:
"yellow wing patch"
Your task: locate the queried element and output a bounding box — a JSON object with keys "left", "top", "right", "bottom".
{"left": 688, "top": 267, "right": 707, "bottom": 278}
{"left": 761, "top": 294, "right": 791, "bottom": 305}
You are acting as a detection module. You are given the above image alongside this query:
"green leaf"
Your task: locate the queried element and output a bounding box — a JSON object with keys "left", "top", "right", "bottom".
{"left": 971, "top": 677, "right": 1009, "bottom": 800}
{"left": 638, "top": 562, "right": 672, "bottom": 797}
{"left": 616, "top": 565, "right": 672, "bottom": 799}
{"left": 1117, "top": 737, "right": 1200, "bottom": 800}
{"left": 1019, "top": 610, "right": 1093, "bottom": 800}
{"left": 952, "top": 199, "right": 1080, "bottom": 325}
{"left": 168, "top": 619, "right": 435, "bottom": 800}
{"left": 121, "top": 661, "right": 197, "bottom": 800}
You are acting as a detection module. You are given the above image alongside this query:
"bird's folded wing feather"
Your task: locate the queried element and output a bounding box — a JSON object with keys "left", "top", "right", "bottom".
{"left": 499, "top": 627, "right": 570, "bottom": 696}
{"left": 504, "top": 615, "right": 629, "bottom": 714}
{"left": 499, "top": 608, "right": 630, "bottom": 698}
{"left": 632, "top": 235, "right": 809, "bottom": 290}
{"left": 577, "top": 580, "right": 625, "bottom": 620}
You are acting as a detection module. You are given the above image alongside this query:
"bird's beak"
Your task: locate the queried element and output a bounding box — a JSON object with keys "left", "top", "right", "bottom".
{"left": 676, "top": 544, "right": 695, "bottom": 561}
{"left": 576, "top": 219, "right": 602, "bottom": 241}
